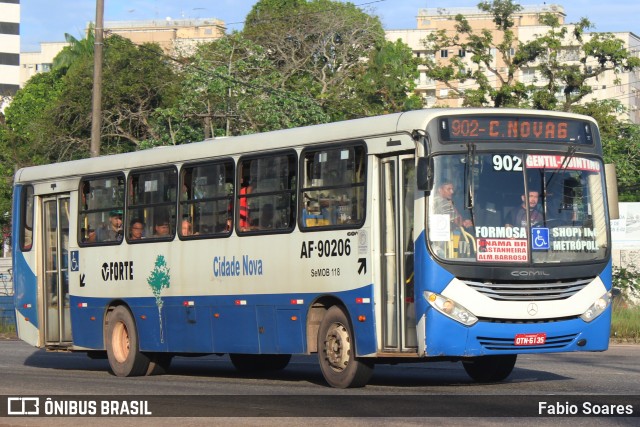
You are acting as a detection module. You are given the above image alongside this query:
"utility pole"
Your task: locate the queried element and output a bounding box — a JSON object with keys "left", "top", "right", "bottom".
{"left": 90, "top": 0, "right": 105, "bottom": 157}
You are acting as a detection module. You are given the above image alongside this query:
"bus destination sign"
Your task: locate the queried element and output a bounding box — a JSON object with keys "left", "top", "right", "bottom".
{"left": 439, "top": 116, "right": 592, "bottom": 144}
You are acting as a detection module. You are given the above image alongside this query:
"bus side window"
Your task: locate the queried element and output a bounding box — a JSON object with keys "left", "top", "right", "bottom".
{"left": 127, "top": 168, "right": 177, "bottom": 242}
{"left": 300, "top": 143, "right": 366, "bottom": 230}
{"left": 179, "top": 160, "right": 234, "bottom": 237}
{"left": 237, "top": 152, "right": 296, "bottom": 234}
{"left": 78, "top": 175, "right": 125, "bottom": 245}
{"left": 20, "top": 185, "right": 34, "bottom": 251}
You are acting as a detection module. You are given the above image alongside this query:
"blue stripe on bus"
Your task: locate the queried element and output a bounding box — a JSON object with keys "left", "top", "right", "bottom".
{"left": 69, "top": 284, "right": 377, "bottom": 355}
{"left": 12, "top": 185, "right": 39, "bottom": 329}
{"left": 12, "top": 253, "right": 39, "bottom": 329}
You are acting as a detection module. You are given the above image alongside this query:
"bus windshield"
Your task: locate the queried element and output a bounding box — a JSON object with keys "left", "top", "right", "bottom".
{"left": 428, "top": 152, "right": 608, "bottom": 264}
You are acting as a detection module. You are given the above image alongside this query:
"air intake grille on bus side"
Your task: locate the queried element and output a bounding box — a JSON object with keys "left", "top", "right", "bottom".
{"left": 463, "top": 277, "right": 594, "bottom": 301}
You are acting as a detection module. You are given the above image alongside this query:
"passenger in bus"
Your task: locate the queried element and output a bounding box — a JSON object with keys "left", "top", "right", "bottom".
{"left": 181, "top": 218, "right": 194, "bottom": 236}
{"left": 239, "top": 181, "right": 252, "bottom": 231}
{"left": 433, "top": 182, "right": 473, "bottom": 228}
{"left": 81, "top": 226, "right": 96, "bottom": 243}
{"left": 129, "top": 218, "right": 145, "bottom": 240}
{"left": 506, "top": 191, "right": 543, "bottom": 228}
{"left": 153, "top": 214, "right": 171, "bottom": 237}
{"left": 256, "top": 203, "right": 277, "bottom": 230}
{"left": 96, "top": 210, "right": 123, "bottom": 242}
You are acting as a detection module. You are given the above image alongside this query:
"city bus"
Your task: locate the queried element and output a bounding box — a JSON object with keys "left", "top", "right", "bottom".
{"left": 12, "top": 108, "right": 613, "bottom": 388}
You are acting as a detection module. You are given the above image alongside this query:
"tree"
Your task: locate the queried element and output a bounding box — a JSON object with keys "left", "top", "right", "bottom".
{"left": 52, "top": 25, "right": 95, "bottom": 70}
{"left": 359, "top": 39, "right": 423, "bottom": 115}
{"left": 602, "top": 123, "right": 640, "bottom": 201}
{"left": 421, "top": 0, "right": 640, "bottom": 109}
{"left": 530, "top": 15, "right": 640, "bottom": 111}
{"left": 243, "top": 0, "right": 418, "bottom": 119}
{"left": 160, "top": 33, "right": 328, "bottom": 139}
{"left": 42, "top": 35, "right": 181, "bottom": 159}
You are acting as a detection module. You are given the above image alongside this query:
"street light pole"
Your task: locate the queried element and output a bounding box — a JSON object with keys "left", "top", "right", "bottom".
{"left": 90, "top": 0, "right": 104, "bottom": 157}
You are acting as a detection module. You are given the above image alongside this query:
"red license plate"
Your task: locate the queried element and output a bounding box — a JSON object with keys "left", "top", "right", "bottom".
{"left": 514, "top": 333, "right": 547, "bottom": 346}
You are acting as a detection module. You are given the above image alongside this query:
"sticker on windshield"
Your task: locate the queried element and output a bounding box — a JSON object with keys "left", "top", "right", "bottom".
{"left": 477, "top": 238, "right": 528, "bottom": 262}
{"left": 531, "top": 228, "right": 550, "bottom": 250}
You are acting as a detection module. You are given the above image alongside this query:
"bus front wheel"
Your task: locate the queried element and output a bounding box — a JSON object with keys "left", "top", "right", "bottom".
{"left": 105, "top": 306, "right": 151, "bottom": 377}
{"left": 462, "top": 354, "right": 517, "bottom": 382}
{"left": 317, "top": 306, "right": 373, "bottom": 388}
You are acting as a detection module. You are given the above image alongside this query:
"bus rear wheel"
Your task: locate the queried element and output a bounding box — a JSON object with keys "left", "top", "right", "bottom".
{"left": 105, "top": 306, "right": 151, "bottom": 377}
{"left": 462, "top": 354, "right": 517, "bottom": 382}
{"left": 317, "top": 306, "right": 373, "bottom": 388}
{"left": 230, "top": 354, "right": 291, "bottom": 371}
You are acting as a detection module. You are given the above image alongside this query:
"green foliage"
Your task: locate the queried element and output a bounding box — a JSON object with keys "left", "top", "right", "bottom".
{"left": 611, "top": 303, "right": 640, "bottom": 341}
{"left": 34, "top": 35, "right": 180, "bottom": 160}
{"left": 612, "top": 266, "right": 640, "bottom": 300}
{"left": 169, "top": 33, "right": 328, "bottom": 137}
{"left": 359, "top": 40, "right": 422, "bottom": 114}
{"left": 53, "top": 24, "right": 96, "bottom": 70}
{"left": 421, "top": 0, "right": 640, "bottom": 110}
{"left": 601, "top": 123, "right": 640, "bottom": 201}
{"left": 243, "top": 0, "right": 410, "bottom": 120}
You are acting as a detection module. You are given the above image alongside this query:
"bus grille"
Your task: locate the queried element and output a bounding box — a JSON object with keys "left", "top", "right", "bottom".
{"left": 477, "top": 334, "right": 577, "bottom": 351}
{"left": 463, "top": 277, "right": 594, "bottom": 301}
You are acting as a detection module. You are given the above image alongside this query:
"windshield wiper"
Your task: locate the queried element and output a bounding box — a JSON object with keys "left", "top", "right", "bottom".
{"left": 464, "top": 144, "right": 476, "bottom": 211}
{"left": 546, "top": 144, "right": 578, "bottom": 188}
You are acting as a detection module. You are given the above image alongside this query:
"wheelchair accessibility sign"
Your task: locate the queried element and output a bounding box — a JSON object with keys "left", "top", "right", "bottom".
{"left": 531, "top": 228, "right": 550, "bottom": 250}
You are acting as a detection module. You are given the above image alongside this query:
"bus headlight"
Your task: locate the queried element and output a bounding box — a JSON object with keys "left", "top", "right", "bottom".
{"left": 580, "top": 292, "right": 612, "bottom": 322}
{"left": 424, "top": 292, "right": 478, "bottom": 326}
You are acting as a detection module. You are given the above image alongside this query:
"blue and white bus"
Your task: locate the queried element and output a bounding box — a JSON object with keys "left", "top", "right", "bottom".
{"left": 12, "top": 108, "right": 613, "bottom": 388}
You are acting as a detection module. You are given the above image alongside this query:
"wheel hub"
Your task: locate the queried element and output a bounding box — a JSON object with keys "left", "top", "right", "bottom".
{"left": 324, "top": 322, "right": 351, "bottom": 372}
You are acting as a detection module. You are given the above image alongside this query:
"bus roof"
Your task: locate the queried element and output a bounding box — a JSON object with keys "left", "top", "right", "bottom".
{"left": 14, "top": 108, "right": 597, "bottom": 184}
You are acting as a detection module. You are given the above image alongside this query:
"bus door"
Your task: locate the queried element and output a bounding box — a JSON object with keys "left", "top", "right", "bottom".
{"left": 41, "top": 194, "right": 72, "bottom": 348}
{"left": 379, "top": 155, "right": 417, "bottom": 352}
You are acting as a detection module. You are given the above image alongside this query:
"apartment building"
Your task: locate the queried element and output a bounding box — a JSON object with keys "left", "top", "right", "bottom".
{"left": 19, "top": 42, "right": 68, "bottom": 87}
{"left": 105, "top": 17, "right": 225, "bottom": 54}
{"left": 0, "top": 0, "right": 20, "bottom": 98}
{"left": 386, "top": 4, "right": 640, "bottom": 124}
{"left": 19, "top": 17, "right": 225, "bottom": 88}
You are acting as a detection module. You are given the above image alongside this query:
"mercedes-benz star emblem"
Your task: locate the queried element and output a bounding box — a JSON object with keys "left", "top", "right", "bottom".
{"left": 527, "top": 303, "right": 538, "bottom": 316}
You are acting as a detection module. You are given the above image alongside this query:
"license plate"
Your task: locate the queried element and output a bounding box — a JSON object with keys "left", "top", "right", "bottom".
{"left": 514, "top": 333, "right": 547, "bottom": 346}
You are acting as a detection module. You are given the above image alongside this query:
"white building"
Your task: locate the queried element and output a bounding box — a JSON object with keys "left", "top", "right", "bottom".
{"left": 0, "top": 0, "right": 20, "bottom": 98}
{"left": 19, "top": 42, "right": 69, "bottom": 87}
{"left": 386, "top": 4, "right": 640, "bottom": 124}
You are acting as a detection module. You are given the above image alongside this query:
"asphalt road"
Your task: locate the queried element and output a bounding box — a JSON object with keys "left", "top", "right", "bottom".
{"left": 0, "top": 340, "right": 637, "bottom": 426}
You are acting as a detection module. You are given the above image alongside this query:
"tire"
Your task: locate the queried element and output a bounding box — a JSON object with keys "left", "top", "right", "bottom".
{"left": 317, "top": 306, "right": 373, "bottom": 388}
{"left": 462, "top": 354, "right": 517, "bottom": 382}
{"left": 146, "top": 353, "right": 173, "bottom": 375}
{"left": 105, "top": 306, "right": 151, "bottom": 377}
{"left": 230, "top": 354, "right": 291, "bottom": 372}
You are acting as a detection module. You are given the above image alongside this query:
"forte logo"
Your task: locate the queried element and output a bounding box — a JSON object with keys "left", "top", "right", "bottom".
{"left": 101, "top": 261, "right": 134, "bottom": 281}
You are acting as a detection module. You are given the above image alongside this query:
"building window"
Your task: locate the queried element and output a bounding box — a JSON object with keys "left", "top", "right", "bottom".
{"left": 458, "top": 49, "right": 466, "bottom": 57}
{"left": 440, "top": 50, "right": 449, "bottom": 58}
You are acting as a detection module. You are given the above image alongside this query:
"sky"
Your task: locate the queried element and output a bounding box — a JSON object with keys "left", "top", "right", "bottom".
{"left": 20, "top": 0, "right": 640, "bottom": 52}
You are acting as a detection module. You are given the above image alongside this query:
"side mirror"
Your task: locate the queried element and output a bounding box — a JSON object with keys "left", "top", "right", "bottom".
{"left": 417, "top": 157, "right": 433, "bottom": 193}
